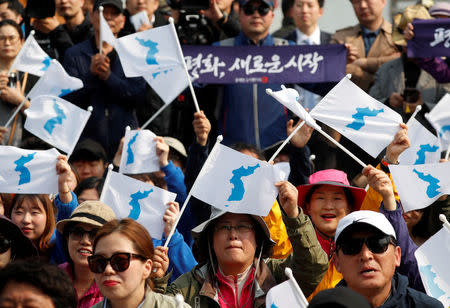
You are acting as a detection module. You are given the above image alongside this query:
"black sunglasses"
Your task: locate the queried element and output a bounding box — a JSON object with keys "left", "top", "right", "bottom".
{"left": 338, "top": 235, "right": 396, "bottom": 255}
{"left": 88, "top": 252, "right": 147, "bottom": 274}
{"left": 242, "top": 4, "right": 271, "bottom": 16}
{"left": 68, "top": 226, "right": 98, "bottom": 241}
{"left": 0, "top": 236, "right": 11, "bottom": 254}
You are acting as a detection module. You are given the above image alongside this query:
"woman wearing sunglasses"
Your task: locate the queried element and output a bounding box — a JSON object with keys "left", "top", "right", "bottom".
{"left": 56, "top": 201, "right": 116, "bottom": 308}
{"left": 88, "top": 218, "right": 190, "bottom": 308}
{"left": 0, "top": 215, "right": 38, "bottom": 269}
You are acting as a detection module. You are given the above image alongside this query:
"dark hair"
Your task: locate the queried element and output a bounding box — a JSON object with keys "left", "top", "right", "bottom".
{"left": 304, "top": 184, "right": 355, "bottom": 210}
{"left": 0, "top": 0, "right": 24, "bottom": 19}
{"left": 318, "top": 0, "right": 324, "bottom": 8}
{"left": 74, "top": 176, "right": 104, "bottom": 198}
{"left": 231, "top": 143, "right": 265, "bottom": 160}
{"left": 0, "top": 19, "right": 23, "bottom": 39}
{"left": 129, "top": 173, "right": 167, "bottom": 189}
{"left": 0, "top": 193, "right": 13, "bottom": 216}
{"left": 9, "top": 194, "right": 56, "bottom": 253}
{"left": 93, "top": 219, "right": 155, "bottom": 289}
{"left": 0, "top": 261, "right": 77, "bottom": 308}
{"left": 281, "top": 0, "right": 295, "bottom": 15}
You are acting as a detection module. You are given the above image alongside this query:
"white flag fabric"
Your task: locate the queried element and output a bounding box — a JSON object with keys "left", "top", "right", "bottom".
{"left": 266, "top": 280, "right": 307, "bottom": 308}
{"left": 100, "top": 8, "right": 117, "bottom": 47}
{"left": 100, "top": 171, "right": 177, "bottom": 239}
{"left": 10, "top": 34, "right": 51, "bottom": 77}
{"left": 415, "top": 226, "right": 450, "bottom": 308}
{"left": 27, "top": 60, "right": 83, "bottom": 99}
{"left": 130, "top": 10, "right": 150, "bottom": 31}
{"left": 310, "top": 77, "right": 403, "bottom": 158}
{"left": 399, "top": 117, "right": 440, "bottom": 165}
{"left": 115, "top": 24, "right": 183, "bottom": 77}
{"left": 0, "top": 147, "right": 59, "bottom": 193}
{"left": 119, "top": 129, "right": 160, "bottom": 174}
{"left": 190, "top": 143, "right": 285, "bottom": 216}
{"left": 24, "top": 95, "right": 91, "bottom": 155}
{"left": 425, "top": 93, "right": 450, "bottom": 149}
{"left": 267, "top": 86, "right": 318, "bottom": 128}
{"left": 143, "top": 65, "right": 188, "bottom": 104}
{"left": 389, "top": 162, "right": 450, "bottom": 211}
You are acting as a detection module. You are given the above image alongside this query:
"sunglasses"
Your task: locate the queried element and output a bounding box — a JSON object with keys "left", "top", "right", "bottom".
{"left": 242, "top": 4, "right": 271, "bottom": 16}
{"left": 88, "top": 252, "right": 147, "bottom": 274}
{"left": 338, "top": 235, "right": 396, "bottom": 255}
{"left": 68, "top": 226, "right": 98, "bottom": 241}
{"left": 0, "top": 236, "right": 11, "bottom": 254}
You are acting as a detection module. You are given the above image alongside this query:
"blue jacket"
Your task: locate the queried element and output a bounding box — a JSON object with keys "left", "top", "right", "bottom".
{"left": 62, "top": 37, "right": 146, "bottom": 159}
{"left": 338, "top": 272, "right": 443, "bottom": 308}
{"left": 213, "top": 32, "right": 292, "bottom": 149}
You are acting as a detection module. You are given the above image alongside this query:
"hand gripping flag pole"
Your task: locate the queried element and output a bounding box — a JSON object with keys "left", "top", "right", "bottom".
{"left": 168, "top": 17, "right": 200, "bottom": 114}
{"left": 163, "top": 135, "right": 224, "bottom": 248}
{"left": 284, "top": 267, "right": 309, "bottom": 307}
{"left": 268, "top": 120, "right": 306, "bottom": 164}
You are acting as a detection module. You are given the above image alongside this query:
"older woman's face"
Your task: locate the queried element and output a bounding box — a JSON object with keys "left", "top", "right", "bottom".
{"left": 213, "top": 213, "right": 257, "bottom": 276}
{"left": 0, "top": 24, "right": 22, "bottom": 60}
{"left": 307, "top": 185, "right": 351, "bottom": 237}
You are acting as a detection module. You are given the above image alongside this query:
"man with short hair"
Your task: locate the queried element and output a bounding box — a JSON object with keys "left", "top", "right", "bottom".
{"left": 63, "top": 0, "right": 146, "bottom": 160}
{"left": 334, "top": 210, "right": 443, "bottom": 307}
{"left": 69, "top": 139, "right": 108, "bottom": 181}
{"left": 215, "top": 0, "right": 292, "bottom": 150}
{"left": 32, "top": 0, "right": 94, "bottom": 61}
{"left": 0, "top": 0, "right": 23, "bottom": 24}
{"left": 331, "top": 0, "right": 400, "bottom": 92}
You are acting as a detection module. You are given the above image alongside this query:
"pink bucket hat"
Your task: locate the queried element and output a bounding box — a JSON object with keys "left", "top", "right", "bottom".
{"left": 296, "top": 169, "right": 366, "bottom": 212}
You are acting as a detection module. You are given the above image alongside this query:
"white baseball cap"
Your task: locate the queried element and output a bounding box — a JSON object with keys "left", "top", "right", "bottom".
{"left": 335, "top": 210, "right": 397, "bottom": 244}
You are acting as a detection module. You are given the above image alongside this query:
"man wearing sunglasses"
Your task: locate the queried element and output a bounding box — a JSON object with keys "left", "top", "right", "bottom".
{"left": 334, "top": 210, "right": 442, "bottom": 308}
{"left": 215, "top": 0, "right": 294, "bottom": 151}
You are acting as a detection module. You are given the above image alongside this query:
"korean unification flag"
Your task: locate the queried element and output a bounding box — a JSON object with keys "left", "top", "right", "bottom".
{"left": 399, "top": 117, "right": 440, "bottom": 165}
{"left": 310, "top": 77, "right": 403, "bottom": 158}
{"left": 100, "top": 7, "right": 117, "bottom": 47}
{"left": 267, "top": 86, "right": 318, "bottom": 128}
{"left": 266, "top": 280, "right": 307, "bottom": 308}
{"left": 10, "top": 34, "right": 51, "bottom": 77}
{"left": 425, "top": 93, "right": 450, "bottom": 149}
{"left": 100, "top": 171, "right": 177, "bottom": 239}
{"left": 27, "top": 60, "right": 83, "bottom": 99}
{"left": 115, "top": 23, "right": 183, "bottom": 77}
{"left": 24, "top": 95, "right": 92, "bottom": 155}
{"left": 119, "top": 129, "right": 160, "bottom": 174}
{"left": 415, "top": 225, "right": 450, "bottom": 308}
{"left": 0, "top": 147, "right": 59, "bottom": 193}
{"left": 389, "top": 162, "right": 450, "bottom": 211}
{"left": 190, "top": 143, "right": 286, "bottom": 216}
{"left": 143, "top": 65, "right": 188, "bottom": 104}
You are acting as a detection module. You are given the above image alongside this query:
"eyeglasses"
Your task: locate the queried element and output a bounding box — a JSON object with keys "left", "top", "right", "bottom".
{"left": 0, "top": 235, "right": 11, "bottom": 254}
{"left": 338, "top": 235, "right": 396, "bottom": 255}
{"left": 68, "top": 226, "right": 98, "bottom": 241}
{"left": 242, "top": 4, "right": 271, "bottom": 16}
{"left": 88, "top": 252, "right": 147, "bottom": 273}
{"left": 0, "top": 35, "right": 20, "bottom": 44}
{"left": 214, "top": 224, "right": 254, "bottom": 234}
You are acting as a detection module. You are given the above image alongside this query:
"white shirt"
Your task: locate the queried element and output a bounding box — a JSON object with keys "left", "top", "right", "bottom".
{"left": 295, "top": 26, "right": 321, "bottom": 46}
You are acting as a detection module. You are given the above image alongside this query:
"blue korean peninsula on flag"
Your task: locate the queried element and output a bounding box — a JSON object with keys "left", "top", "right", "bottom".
{"left": 310, "top": 77, "right": 403, "bottom": 158}
{"left": 100, "top": 170, "right": 176, "bottom": 239}
{"left": 0, "top": 147, "right": 59, "bottom": 193}
{"left": 119, "top": 129, "right": 160, "bottom": 174}
{"left": 190, "top": 143, "right": 285, "bottom": 216}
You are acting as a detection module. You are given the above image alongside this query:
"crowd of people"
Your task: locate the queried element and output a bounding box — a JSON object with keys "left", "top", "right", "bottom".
{"left": 0, "top": 0, "right": 449, "bottom": 307}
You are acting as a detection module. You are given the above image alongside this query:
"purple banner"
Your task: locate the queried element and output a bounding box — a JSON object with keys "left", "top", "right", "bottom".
{"left": 181, "top": 44, "right": 346, "bottom": 84}
{"left": 408, "top": 19, "right": 450, "bottom": 58}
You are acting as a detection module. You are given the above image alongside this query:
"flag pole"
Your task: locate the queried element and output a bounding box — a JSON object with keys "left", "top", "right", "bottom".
{"left": 3, "top": 93, "right": 30, "bottom": 128}
{"left": 439, "top": 214, "right": 450, "bottom": 232}
{"left": 141, "top": 103, "right": 171, "bottom": 130}
{"left": 284, "top": 267, "right": 309, "bottom": 307}
{"left": 268, "top": 121, "right": 305, "bottom": 163}
{"left": 99, "top": 164, "right": 114, "bottom": 203}
{"left": 163, "top": 135, "right": 223, "bottom": 248}
{"left": 168, "top": 17, "right": 200, "bottom": 113}
{"left": 99, "top": 6, "right": 104, "bottom": 55}
{"left": 7, "top": 30, "right": 35, "bottom": 76}
{"left": 406, "top": 105, "right": 422, "bottom": 126}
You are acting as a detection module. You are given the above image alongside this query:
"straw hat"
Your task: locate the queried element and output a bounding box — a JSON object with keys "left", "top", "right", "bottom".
{"left": 56, "top": 201, "right": 116, "bottom": 233}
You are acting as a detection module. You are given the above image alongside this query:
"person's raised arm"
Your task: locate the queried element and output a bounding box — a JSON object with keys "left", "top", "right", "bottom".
{"left": 56, "top": 155, "right": 74, "bottom": 204}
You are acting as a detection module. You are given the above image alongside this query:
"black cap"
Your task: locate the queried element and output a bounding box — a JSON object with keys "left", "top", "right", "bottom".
{"left": 93, "top": 0, "right": 124, "bottom": 13}
{"left": 69, "top": 139, "right": 107, "bottom": 163}
{"left": 308, "top": 287, "right": 372, "bottom": 308}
